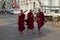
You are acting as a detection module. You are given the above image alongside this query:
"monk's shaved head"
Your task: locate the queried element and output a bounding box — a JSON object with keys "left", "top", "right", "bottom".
{"left": 20, "top": 9, "right": 23, "bottom": 12}
{"left": 20, "top": 9, "right": 23, "bottom": 13}
{"left": 38, "top": 8, "right": 41, "bottom": 12}
{"left": 30, "top": 9, "right": 33, "bottom": 12}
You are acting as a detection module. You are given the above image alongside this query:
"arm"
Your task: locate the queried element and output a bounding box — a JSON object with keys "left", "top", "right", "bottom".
{"left": 35, "top": 13, "right": 40, "bottom": 21}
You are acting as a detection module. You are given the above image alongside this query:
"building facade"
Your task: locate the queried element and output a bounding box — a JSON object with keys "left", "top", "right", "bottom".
{"left": 40, "top": 0, "right": 60, "bottom": 13}
{"left": 18, "top": 0, "right": 41, "bottom": 12}
{"left": 18, "top": 0, "right": 60, "bottom": 13}
{"left": 0, "top": 0, "right": 60, "bottom": 13}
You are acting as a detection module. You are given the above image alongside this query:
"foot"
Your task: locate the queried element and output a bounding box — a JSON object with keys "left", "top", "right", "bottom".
{"left": 32, "top": 30, "right": 35, "bottom": 34}
{"left": 38, "top": 32, "right": 40, "bottom": 35}
{"left": 32, "top": 31, "right": 35, "bottom": 34}
{"left": 38, "top": 30, "right": 40, "bottom": 35}
{"left": 38, "top": 31, "right": 42, "bottom": 35}
{"left": 21, "top": 31, "right": 24, "bottom": 35}
{"left": 27, "top": 28, "right": 29, "bottom": 32}
{"left": 19, "top": 31, "right": 24, "bottom": 35}
{"left": 32, "top": 32, "right": 35, "bottom": 34}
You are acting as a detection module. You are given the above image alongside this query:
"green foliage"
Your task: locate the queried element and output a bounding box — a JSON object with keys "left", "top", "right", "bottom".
{"left": 2, "top": 2, "right": 5, "bottom": 9}
{"left": 50, "top": 9, "right": 59, "bottom": 13}
{"left": 55, "top": 9, "right": 59, "bottom": 13}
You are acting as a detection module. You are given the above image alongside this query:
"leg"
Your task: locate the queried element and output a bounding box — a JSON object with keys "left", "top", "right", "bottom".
{"left": 19, "top": 31, "right": 24, "bottom": 36}
{"left": 32, "top": 29, "right": 35, "bottom": 34}
{"left": 27, "top": 28, "right": 29, "bottom": 32}
{"left": 38, "top": 29, "right": 40, "bottom": 34}
{"left": 37, "top": 22, "right": 42, "bottom": 34}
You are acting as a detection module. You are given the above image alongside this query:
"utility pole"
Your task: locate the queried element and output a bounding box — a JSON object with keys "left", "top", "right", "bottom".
{"left": 38, "top": 0, "right": 42, "bottom": 10}
{"left": 33, "top": 2, "right": 35, "bottom": 10}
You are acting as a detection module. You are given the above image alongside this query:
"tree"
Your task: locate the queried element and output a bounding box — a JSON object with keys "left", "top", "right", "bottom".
{"left": 2, "top": 1, "right": 5, "bottom": 9}
{"left": 55, "top": 9, "right": 59, "bottom": 13}
{"left": 38, "top": 0, "right": 41, "bottom": 4}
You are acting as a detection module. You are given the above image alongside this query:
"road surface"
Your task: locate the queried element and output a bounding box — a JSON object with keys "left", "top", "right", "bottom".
{"left": 0, "top": 14, "right": 60, "bottom": 40}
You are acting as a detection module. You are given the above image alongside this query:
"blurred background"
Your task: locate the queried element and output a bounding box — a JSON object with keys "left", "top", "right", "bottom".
{"left": 0, "top": 0, "right": 60, "bottom": 21}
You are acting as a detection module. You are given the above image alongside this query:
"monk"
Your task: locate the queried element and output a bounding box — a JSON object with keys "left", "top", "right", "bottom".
{"left": 36, "top": 9, "right": 45, "bottom": 34}
{"left": 18, "top": 9, "right": 25, "bottom": 35}
{"left": 27, "top": 10, "right": 35, "bottom": 34}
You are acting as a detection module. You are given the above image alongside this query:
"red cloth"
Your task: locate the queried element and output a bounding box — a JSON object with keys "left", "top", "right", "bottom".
{"left": 27, "top": 12, "right": 34, "bottom": 30}
{"left": 37, "top": 12, "right": 45, "bottom": 30}
{"left": 18, "top": 13, "right": 25, "bottom": 31}
{"left": 13, "top": 2, "right": 18, "bottom": 9}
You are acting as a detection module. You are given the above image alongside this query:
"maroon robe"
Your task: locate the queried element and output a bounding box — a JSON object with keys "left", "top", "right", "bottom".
{"left": 36, "top": 12, "right": 45, "bottom": 30}
{"left": 27, "top": 12, "right": 34, "bottom": 30}
{"left": 18, "top": 13, "right": 25, "bottom": 31}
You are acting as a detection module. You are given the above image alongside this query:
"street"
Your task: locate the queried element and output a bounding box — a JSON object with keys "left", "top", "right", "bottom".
{"left": 0, "top": 14, "right": 60, "bottom": 40}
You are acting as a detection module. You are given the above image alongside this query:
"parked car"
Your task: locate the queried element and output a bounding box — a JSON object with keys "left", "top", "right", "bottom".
{"left": 7, "top": 9, "right": 20, "bottom": 14}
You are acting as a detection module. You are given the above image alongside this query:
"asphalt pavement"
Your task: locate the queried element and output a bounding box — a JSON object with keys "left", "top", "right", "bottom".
{"left": 0, "top": 14, "right": 60, "bottom": 40}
